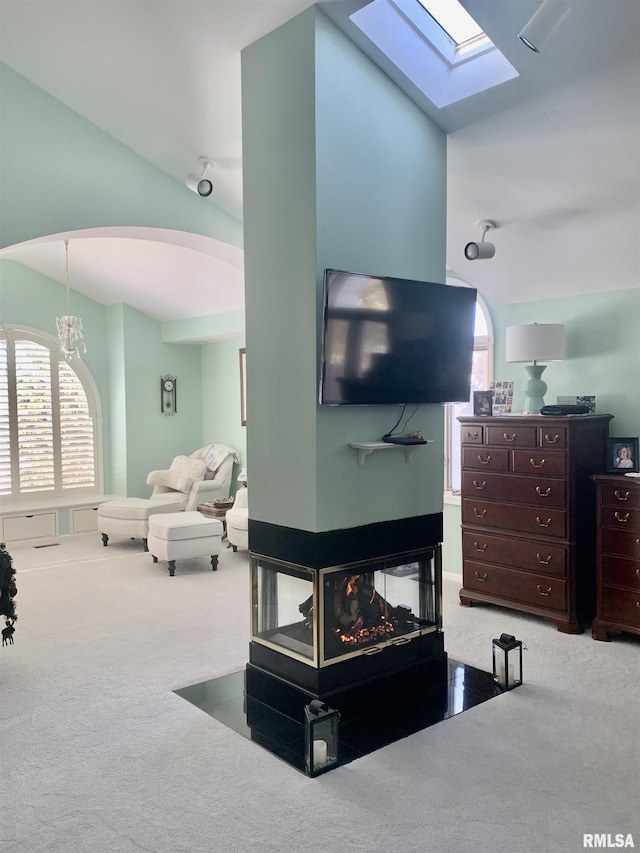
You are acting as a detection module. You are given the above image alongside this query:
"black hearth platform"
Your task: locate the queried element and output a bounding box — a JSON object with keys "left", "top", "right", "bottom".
{"left": 175, "top": 659, "right": 500, "bottom": 775}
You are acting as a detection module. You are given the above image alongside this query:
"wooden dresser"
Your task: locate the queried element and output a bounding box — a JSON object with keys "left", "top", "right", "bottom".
{"left": 458, "top": 414, "right": 612, "bottom": 633}
{"left": 591, "top": 474, "right": 640, "bottom": 641}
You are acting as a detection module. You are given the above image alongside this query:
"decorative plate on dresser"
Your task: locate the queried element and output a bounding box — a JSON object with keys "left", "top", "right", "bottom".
{"left": 591, "top": 474, "right": 640, "bottom": 641}
{"left": 458, "top": 414, "right": 613, "bottom": 633}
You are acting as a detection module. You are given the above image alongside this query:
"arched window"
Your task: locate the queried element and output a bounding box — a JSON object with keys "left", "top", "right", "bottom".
{"left": 0, "top": 326, "right": 102, "bottom": 500}
{"left": 445, "top": 291, "right": 494, "bottom": 494}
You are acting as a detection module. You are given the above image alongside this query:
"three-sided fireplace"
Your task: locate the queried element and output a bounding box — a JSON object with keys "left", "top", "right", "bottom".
{"left": 245, "top": 527, "right": 448, "bottom": 720}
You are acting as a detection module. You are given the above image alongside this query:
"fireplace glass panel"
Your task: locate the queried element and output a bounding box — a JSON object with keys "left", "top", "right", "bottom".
{"left": 320, "top": 551, "right": 439, "bottom": 663}
{"left": 252, "top": 557, "right": 316, "bottom": 663}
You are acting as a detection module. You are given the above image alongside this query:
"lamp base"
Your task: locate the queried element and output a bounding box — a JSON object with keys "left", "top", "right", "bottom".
{"left": 522, "top": 363, "right": 547, "bottom": 414}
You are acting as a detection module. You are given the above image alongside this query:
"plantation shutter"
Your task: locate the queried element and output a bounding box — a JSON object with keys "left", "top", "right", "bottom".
{"left": 0, "top": 340, "right": 11, "bottom": 495}
{"left": 1, "top": 328, "right": 100, "bottom": 499}
{"left": 15, "top": 340, "right": 55, "bottom": 492}
{"left": 59, "top": 361, "right": 95, "bottom": 488}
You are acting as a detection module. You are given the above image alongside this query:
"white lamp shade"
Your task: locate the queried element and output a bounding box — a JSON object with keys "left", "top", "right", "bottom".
{"left": 506, "top": 323, "right": 566, "bottom": 363}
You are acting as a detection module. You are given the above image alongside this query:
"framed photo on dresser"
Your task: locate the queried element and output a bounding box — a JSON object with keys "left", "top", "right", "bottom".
{"left": 607, "top": 437, "right": 639, "bottom": 473}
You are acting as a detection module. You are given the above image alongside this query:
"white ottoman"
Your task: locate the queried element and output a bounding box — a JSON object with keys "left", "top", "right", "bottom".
{"left": 147, "top": 511, "right": 224, "bottom": 577}
{"left": 98, "top": 497, "right": 187, "bottom": 551}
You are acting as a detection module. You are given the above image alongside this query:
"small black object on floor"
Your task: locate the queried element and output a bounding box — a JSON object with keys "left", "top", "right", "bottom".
{"left": 175, "top": 659, "right": 500, "bottom": 775}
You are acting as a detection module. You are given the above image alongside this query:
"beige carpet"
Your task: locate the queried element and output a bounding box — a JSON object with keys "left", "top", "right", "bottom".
{"left": 1, "top": 532, "right": 638, "bottom": 853}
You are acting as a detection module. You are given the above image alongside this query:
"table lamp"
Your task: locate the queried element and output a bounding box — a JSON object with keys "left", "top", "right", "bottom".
{"left": 506, "top": 323, "right": 566, "bottom": 414}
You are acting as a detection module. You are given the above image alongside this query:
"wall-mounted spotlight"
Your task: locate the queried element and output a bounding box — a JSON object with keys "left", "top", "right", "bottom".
{"left": 518, "top": 0, "right": 571, "bottom": 53}
{"left": 464, "top": 220, "right": 497, "bottom": 261}
{"left": 186, "top": 157, "right": 215, "bottom": 197}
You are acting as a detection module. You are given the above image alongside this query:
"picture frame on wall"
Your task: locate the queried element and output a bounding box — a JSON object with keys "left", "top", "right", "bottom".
{"left": 239, "top": 347, "right": 247, "bottom": 427}
{"left": 473, "top": 390, "right": 493, "bottom": 416}
{"left": 607, "top": 437, "right": 639, "bottom": 473}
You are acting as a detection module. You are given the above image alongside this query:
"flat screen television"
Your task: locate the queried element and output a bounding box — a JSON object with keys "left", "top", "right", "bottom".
{"left": 319, "top": 269, "right": 477, "bottom": 406}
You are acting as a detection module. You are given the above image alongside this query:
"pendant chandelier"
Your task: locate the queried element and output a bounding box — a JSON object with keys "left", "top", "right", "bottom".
{"left": 56, "top": 239, "right": 86, "bottom": 360}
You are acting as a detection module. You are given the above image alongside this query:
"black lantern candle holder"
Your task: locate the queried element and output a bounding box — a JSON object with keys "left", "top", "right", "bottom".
{"left": 492, "top": 633, "right": 523, "bottom": 690}
{"left": 304, "top": 700, "right": 340, "bottom": 776}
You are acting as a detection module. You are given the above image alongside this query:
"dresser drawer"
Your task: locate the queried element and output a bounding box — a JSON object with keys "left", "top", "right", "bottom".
{"left": 462, "top": 447, "right": 509, "bottom": 472}
{"left": 602, "top": 528, "right": 640, "bottom": 559}
{"left": 601, "top": 586, "right": 640, "bottom": 628}
{"left": 461, "top": 425, "right": 484, "bottom": 445}
{"left": 464, "top": 560, "right": 566, "bottom": 611}
{"left": 539, "top": 427, "right": 567, "bottom": 450}
{"left": 512, "top": 450, "right": 566, "bottom": 477}
{"left": 462, "top": 499, "right": 567, "bottom": 538}
{"left": 462, "top": 531, "right": 567, "bottom": 578}
{"left": 601, "top": 483, "right": 640, "bottom": 510}
{"left": 601, "top": 555, "right": 640, "bottom": 590}
{"left": 485, "top": 426, "right": 536, "bottom": 447}
{"left": 601, "top": 506, "right": 640, "bottom": 532}
{"left": 462, "top": 471, "right": 566, "bottom": 508}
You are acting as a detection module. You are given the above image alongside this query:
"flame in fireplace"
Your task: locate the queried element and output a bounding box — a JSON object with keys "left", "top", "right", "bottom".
{"left": 335, "top": 574, "right": 398, "bottom": 646}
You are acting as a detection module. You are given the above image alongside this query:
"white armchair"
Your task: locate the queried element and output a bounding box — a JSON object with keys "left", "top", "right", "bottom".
{"left": 147, "top": 445, "right": 239, "bottom": 512}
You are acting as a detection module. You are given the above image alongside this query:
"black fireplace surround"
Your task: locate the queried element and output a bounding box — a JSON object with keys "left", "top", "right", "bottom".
{"left": 245, "top": 512, "right": 448, "bottom": 722}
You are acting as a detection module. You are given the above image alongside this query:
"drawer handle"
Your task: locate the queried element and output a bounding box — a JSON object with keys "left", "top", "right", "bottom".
{"left": 475, "top": 571, "right": 488, "bottom": 581}
{"left": 536, "top": 553, "right": 552, "bottom": 565}
{"left": 466, "top": 431, "right": 479, "bottom": 440}
{"left": 503, "top": 433, "right": 517, "bottom": 442}
{"left": 536, "top": 516, "right": 552, "bottom": 528}
{"left": 530, "top": 458, "right": 545, "bottom": 468}
{"left": 391, "top": 636, "right": 411, "bottom": 646}
{"left": 472, "top": 480, "right": 487, "bottom": 490}
{"left": 474, "top": 542, "right": 488, "bottom": 552}
{"left": 477, "top": 454, "right": 491, "bottom": 465}
{"left": 537, "top": 585, "right": 552, "bottom": 597}
{"left": 535, "top": 486, "right": 552, "bottom": 497}
{"left": 363, "top": 646, "right": 383, "bottom": 656}
{"left": 544, "top": 434, "right": 560, "bottom": 444}
{"left": 614, "top": 489, "right": 630, "bottom": 501}
{"left": 614, "top": 512, "right": 630, "bottom": 523}
{"left": 636, "top": 569, "right": 640, "bottom": 578}
{"left": 473, "top": 507, "right": 487, "bottom": 518}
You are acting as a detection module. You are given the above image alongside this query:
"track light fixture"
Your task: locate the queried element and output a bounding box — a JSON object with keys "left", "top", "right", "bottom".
{"left": 186, "top": 157, "right": 215, "bottom": 197}
{"left": 464, "top": 220, "right": 497, "bottom": 261}
{"left": 518, "top": 0, "right": 571, "bottom": 53}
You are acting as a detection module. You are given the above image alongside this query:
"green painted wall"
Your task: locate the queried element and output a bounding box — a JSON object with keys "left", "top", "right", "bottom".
{"left": 0, "top": 62, "right": 246, "bottom": 502}
{"left": 490, "top": 287, "right": 640, "bottom": 434}
{"left": 0, "top": 261, "right": 205, "bottom": 498}
{"left": 242, "top": 7, "right": 447, "bottom": 532}
{"left": 0, "top": 63, "right": 243, "bottom": 250}
{"left": 201, "top": 337, "right": 247, "bottom": 491}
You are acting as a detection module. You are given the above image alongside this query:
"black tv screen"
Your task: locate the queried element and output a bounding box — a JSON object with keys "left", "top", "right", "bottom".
{"left": 319, "top": 269, "right": 477, "bottom": 406}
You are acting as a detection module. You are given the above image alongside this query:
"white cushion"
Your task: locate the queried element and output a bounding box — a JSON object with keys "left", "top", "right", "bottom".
{"left": 98, "top": 497, "right": 185, "bottom": 521}
{"left": 148, "top": 511, "right": 223, "bottom": 541}
{"left": 226, "top": 507, "right": 248, "bottom": 532}
{"left": 148, "top": 456, "right": 208, "bottom": 492}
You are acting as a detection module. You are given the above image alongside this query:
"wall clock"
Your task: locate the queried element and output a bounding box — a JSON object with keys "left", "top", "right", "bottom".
{"left": 161, "top": 375, "right": 177, "bottom": 415}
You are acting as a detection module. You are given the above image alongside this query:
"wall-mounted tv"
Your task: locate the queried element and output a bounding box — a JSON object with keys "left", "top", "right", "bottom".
{"left": 319, "top": 269, "right": 477, "bottom": 406}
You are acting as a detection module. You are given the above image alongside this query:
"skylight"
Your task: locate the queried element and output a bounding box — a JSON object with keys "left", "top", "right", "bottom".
{"left": 416, "top": 0, "right": 484, "bottom": 47}
{"left": 349, "top": 0, "right": 518, "bottom": 109}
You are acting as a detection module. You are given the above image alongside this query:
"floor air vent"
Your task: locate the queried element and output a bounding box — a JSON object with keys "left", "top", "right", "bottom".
{"left": 33, "top": 543, "right": 61, "bottom": 549}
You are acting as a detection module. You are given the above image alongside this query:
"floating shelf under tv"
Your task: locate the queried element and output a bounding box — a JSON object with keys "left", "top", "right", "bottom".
{"left": 349, "top": 441, "right": 434, "bottom": 467}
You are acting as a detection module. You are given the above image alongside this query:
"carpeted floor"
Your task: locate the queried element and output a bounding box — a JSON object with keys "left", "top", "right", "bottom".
{"left": 1, "top": 533, "right": 638, "bottom": 853}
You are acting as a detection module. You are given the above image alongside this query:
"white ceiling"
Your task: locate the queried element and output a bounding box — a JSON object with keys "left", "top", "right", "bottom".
{"left": 1, "top": 0, "right": 639, "bottom": 325}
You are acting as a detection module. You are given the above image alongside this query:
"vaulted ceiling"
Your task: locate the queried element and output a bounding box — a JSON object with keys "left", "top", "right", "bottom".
{"left": 1, "top": 0, "right": 639, "bottom": 323}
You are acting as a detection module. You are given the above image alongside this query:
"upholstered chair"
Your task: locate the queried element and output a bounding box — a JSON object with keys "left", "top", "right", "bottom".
{"left": 147, "top": 444, "right": 239, "bottom": 512}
